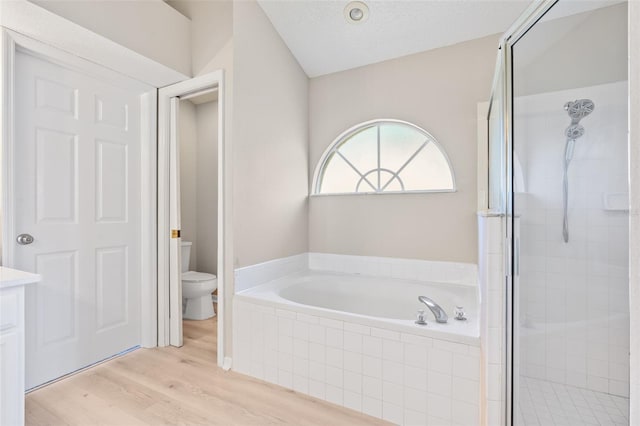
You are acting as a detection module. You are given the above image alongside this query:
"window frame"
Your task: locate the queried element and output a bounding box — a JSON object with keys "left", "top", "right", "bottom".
{"left": 311, "top": 119, "right": 457, "bottom": 196}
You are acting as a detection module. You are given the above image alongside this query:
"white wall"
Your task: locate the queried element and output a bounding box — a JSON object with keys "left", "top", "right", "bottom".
{"left": 515, "top": 3, "right": 627, "bottom": 97}
{"left": 178, "top": 99, "right": 219, "bottom": 274}
{"left": 232, "top": 0, "right": 309, "bottom": 268}
{"left": 309, "top": 35, "right": 499, "bottom": 264}
{"left": 195, "top": 101, "right": 219, "bottom": 275}
{"left": 30, "top": 0, "right": 191, "bottom": 76}
{"left": 515, "top": 82, "right": 629, "bottom": 397}
{"left": 166, "top": 0, "right": 232, "bottom": 76}
{"left": 179, "top": 100, "right": 198, "bottom": 270}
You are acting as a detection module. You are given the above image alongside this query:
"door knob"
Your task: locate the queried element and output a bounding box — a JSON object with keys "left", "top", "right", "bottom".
{"left": 16, "top": 234, "right": 34, "bottom": 245}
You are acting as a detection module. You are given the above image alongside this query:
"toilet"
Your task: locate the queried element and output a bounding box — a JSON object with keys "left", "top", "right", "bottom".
{"left": 181, "top": 241, "right": 217, "bottom": 320}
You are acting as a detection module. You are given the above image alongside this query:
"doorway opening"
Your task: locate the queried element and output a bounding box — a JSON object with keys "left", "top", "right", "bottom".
{"left": 178, "top": 91, "right": 220, "bottom": 347}
{"left": 157, "top": 72, "right": 227, "bottom": 367}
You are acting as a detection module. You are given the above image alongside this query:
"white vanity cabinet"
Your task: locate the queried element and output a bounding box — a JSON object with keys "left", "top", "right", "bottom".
{"left": 0, "top": 267, "right": 40, "bottom": 426}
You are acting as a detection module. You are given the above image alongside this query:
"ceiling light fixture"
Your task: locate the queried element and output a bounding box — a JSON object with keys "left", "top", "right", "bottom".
{"left": 344, "top": 1, "right": 369, "bottom": 24}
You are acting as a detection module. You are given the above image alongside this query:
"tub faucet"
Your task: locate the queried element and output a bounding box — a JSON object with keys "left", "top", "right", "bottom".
{"left": 418, "top": 296, "right": 448, "bottom": 323}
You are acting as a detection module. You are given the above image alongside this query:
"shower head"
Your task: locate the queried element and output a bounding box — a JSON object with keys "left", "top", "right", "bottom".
{"left": 564, "top": 99, "right": 595, "bottom": 122}
{"left": 562, "top": 98, "right": 594, "bottom": 244}
{"left": 565, "top": 124, "right": 585, "bottom": 140}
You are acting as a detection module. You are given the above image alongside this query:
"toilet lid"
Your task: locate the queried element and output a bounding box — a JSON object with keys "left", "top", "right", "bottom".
{"left": 181, "top": 271, "right": 217, "bottom": 282}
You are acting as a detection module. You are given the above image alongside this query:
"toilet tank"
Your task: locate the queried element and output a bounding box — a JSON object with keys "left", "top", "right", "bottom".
{"left": 180, "top": 241, "right": 192, "bottom": 273}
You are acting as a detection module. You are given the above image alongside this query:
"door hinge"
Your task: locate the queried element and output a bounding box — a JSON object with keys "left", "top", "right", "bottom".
{"left": 171, "top": 229, "right": 181, "bottom": 238}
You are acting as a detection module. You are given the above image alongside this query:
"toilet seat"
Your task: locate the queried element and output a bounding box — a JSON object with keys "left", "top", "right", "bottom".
{"left": 182, "top": 271, "right": 216, "bottom": 282}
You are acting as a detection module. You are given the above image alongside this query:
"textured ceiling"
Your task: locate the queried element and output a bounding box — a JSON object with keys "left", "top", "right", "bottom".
{"left": 257, "top": 0, "right": 532, "bottom": 77}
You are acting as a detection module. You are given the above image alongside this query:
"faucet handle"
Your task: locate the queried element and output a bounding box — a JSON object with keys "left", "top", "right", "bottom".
{"left": 415, "top": 309, "right": 427, "bottom": 326}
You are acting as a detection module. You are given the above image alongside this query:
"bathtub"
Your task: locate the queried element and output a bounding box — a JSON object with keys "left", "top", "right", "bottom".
{"left": 233, "top": 269, "right": 481, "bottom": 425}
{"left": 236, "top": 270, "right": 479, "bottom": 345}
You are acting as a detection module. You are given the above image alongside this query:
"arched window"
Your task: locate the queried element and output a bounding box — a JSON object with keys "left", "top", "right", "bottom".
{"left": 313, "top": 120, "right": 455, "bottom": 195}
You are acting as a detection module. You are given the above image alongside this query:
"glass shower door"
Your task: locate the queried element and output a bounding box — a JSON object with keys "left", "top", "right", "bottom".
{"left": 509, "top": 2, "right": 630, "bottom": 425}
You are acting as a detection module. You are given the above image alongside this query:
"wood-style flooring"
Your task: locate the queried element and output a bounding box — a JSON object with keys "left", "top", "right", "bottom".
{"left": 26, "top": 311, "right": 388, "bottom": 425}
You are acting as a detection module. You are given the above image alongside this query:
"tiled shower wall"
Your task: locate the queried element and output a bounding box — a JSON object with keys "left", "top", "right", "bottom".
{"left": 515, "top": 81, "right": 629, "bottom": 397}
{"left": 478, "top": 212, "right": 505, "bottom": 426}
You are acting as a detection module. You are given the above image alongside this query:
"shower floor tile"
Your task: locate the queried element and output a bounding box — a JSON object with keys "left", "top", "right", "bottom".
{"left": 517, "top": 377, "right": 629, "bottom": 426}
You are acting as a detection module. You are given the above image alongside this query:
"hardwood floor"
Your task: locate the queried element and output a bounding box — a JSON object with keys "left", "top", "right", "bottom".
{"left": 26, "top": 311, "right": 388, "bottom": 425}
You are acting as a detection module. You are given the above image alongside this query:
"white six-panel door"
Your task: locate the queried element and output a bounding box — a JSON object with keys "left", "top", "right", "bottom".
{"left": 13, "top": 49, "right": 144, "bottom": 389}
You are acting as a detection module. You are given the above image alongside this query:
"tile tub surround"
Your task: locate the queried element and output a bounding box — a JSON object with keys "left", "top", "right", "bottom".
{"left": 233, "top": 299, "right": 481, "bottom": 425}
{"left": 234, "top": 253, "right": 309, "bottom": 292}
{"left": 232, "top": 253, "right": 481, "bottom": 424}
{"left": 308, "top": 253, "right": 478, "bottom": 287}
{"left": 234, "top": 253, "right": 478, "bottom": 293}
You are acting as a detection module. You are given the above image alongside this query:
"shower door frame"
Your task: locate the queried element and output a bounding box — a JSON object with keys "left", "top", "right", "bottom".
{"left": 490, "top": 1, "right": 560, "bottom": 425}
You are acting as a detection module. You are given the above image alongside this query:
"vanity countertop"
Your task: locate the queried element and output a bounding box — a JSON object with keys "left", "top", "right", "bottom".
{"left": 0, "top": 266, "right": 41, "bottom": 289}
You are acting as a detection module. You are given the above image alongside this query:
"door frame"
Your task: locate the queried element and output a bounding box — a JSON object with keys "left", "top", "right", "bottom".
{"left": 157, "top": 72, "right": 227, "bottom": 366}
{"left": 1, "top": 28, "right": 160, "bottom": 348}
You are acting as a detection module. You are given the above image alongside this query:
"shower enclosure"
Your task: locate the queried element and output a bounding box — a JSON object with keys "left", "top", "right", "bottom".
{"left": 488, "top": 1, "right": 629, "bottom": 425}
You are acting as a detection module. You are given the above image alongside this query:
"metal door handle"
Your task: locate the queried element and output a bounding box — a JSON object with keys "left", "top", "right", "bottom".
{"left": 16, "top": 234, "right": 34, "bottom": 245}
